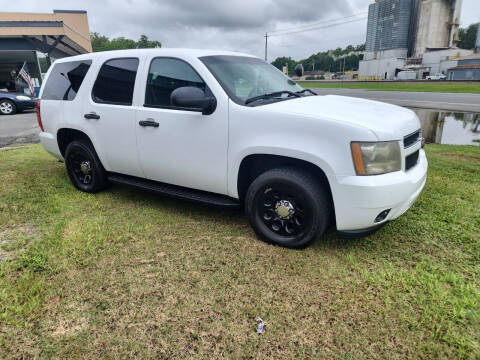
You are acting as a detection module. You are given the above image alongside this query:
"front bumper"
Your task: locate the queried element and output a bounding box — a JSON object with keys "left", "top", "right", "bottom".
{"left": 332, "top": 149, "right": 428, "bottom": 232}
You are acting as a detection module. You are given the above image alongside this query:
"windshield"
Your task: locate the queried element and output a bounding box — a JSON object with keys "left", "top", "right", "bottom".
{"left": 200, "top": 55, "right": 303, "bottom": 106}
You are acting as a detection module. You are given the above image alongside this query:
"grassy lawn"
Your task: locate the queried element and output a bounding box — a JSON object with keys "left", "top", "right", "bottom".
{"left": 0, "top": 144, "right": 479, "bottom": 359}
{"left": 298, "top": 81, "right": 480, "bottom": 94}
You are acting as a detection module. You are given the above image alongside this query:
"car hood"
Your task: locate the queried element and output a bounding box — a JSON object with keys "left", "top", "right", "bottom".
{"left": 262, "top": 95, "right": 421, "bottom": 140}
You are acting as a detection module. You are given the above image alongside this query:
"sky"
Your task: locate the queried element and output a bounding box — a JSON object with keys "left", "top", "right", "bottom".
{"left": 2, "top": 0, "right": 480, "bottom": 61}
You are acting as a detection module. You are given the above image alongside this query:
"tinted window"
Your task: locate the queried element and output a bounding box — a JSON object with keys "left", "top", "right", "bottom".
{"left": 42, "top": 60, "right": 92, "bottom": 100}
{"left": 145, "top": 58, "right": 206, "bottom": 107}
{"left": 92, "top": 58, "right": 139, "bottom": 105}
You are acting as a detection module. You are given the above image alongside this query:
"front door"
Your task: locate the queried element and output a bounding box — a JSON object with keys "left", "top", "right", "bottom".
{"left": 135, "top": 57, "right": 228, "bottom": 194}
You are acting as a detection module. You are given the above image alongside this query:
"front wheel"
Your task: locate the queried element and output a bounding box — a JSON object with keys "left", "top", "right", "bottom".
{"left": 0, "top": 100, "right": 16, "bottom": 115}
{"left": 245, "top": 167, "right": 331, "bottom": 249}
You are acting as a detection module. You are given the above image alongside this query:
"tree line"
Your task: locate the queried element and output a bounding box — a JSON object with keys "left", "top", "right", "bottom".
{"left": 271, "top": 44, "right": 365, "bottom": 76}
{"left": 90, "top": 33, "right": 161, "bottom": 52}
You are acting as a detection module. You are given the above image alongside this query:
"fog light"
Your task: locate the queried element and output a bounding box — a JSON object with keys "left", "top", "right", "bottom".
{"left": 421, "top": 137, "right": 426, "bottom": 148}
{"left": 374, "top": 209, "right": 391, "bottom": 223}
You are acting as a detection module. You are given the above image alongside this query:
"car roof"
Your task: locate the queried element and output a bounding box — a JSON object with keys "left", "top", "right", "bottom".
{"left": 53, "top": 48, "right": 258, "bottom": 63}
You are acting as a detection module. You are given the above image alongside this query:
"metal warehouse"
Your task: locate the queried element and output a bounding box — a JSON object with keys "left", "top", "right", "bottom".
{"left": 448, "top": 54, "right": 480, "bottom": 80}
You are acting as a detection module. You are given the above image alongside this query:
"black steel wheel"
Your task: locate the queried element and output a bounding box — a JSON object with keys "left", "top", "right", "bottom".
{"left": 0, "top": 100, "right": 16, "bottom": 115}
{"left": 245, "top": 167, "right": 331, "bottom": 248}
{"left": 65, "top": 140, "right": 110, "bottom": 193}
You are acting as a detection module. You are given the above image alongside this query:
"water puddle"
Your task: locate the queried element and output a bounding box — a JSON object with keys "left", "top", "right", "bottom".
{"left": 411, "top": 109, "right": 480, "bottom": 146}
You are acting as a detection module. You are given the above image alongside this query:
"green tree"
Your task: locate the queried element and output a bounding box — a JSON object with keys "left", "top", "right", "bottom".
{"left": 343, "top": 45, "right": 355, "bottom": 55}
{"left": 90, "top": 32, "right": 161, "bottom": 52}
{"left": 271, "top": 57, "right": 297, "bottom": 75}
{"left": 272, "top": 44, "right": 365, "bottom": 74}
{"left": 109, "top": 37, "right": 137, "bottom": 50}
{"left": 90, "top": 32, "right": 112, "bottom": 52}
{"left": 355, "top": 44, "right": 366, "bottom": 52}
{"left": 332, "top": 47, "right": 343, "bottom": 57}
{"left": 458, "top": 23, "right": 479, "bottom": 49}
{"left": 137, "top": 34, "right": 162, "bottom": 48}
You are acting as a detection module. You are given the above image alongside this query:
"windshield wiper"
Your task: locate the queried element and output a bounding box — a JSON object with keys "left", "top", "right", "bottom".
{"left": 245, "top": 90, "right": 301, "bottom": 105}
{"left": 295, "top": 89, "right": 317, "bottom": 96}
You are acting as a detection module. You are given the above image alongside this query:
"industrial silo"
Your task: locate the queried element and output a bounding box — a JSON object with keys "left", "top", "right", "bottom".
{"left": 413, "top": 0, "right": 463, "bottom": 58}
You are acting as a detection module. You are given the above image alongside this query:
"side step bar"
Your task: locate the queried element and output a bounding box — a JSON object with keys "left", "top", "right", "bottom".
{"left": 108, "top": 173, "right": 240, "bottom": 208}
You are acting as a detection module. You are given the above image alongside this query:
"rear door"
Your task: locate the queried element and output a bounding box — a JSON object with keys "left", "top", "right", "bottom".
{"left": 82, "top": 57, "right": 144, "bottom": 176}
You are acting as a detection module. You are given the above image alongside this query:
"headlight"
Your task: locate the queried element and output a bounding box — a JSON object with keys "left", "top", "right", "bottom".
{"left": 16, "top": 95, "right": 31, "bottom": 101}
{"left": 351, "top": 141, "right": 401, "bottom": 175}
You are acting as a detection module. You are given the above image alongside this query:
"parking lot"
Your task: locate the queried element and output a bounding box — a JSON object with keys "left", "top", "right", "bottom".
{"left": 0, "top": 110, "right": 39, "bottom": 148}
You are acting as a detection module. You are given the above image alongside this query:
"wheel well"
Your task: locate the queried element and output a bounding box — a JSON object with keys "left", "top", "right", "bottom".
{"left": 0, "top": 98, "right": 15, "bottom": 104}
{"left": 237, "top": 154, "right": 333, "bottom": 203}
{"left": 57, "top": 128, "right": 92, "bottom": 156}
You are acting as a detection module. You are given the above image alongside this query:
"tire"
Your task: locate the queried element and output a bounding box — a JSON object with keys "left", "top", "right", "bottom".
{"left": 0, "top": 99, "right": 16, "bottom": 115}
{"left": 64, "top": 140, "right": 110, "bottom": 193}
{"left": 245, "top": 167, "right": 331, "bottom": 249}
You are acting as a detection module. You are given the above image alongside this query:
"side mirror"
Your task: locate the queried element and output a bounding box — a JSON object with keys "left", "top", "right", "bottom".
{"left": 170, "top": 87, "right": 216, "bottom": 115}
{"left": 294, "top": 64, "right": 304, "bottom": 77}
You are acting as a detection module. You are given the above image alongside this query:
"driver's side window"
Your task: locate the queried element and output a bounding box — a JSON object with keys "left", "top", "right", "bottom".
{"left": 145, "top": 58, "right": 206, "bottom": 107}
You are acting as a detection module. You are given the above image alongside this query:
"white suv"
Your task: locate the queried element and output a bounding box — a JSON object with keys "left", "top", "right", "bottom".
{"left": 37, "top": 49, "right": 427, "bottom": 248}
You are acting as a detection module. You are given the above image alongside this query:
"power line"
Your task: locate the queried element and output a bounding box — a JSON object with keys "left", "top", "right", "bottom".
{"left": 263, "top": 12, "right": 369, "bottom": 61}
{"left": 268, "top": 12, "right": 368, "bottom": 36}
{"left": 269, "top": 16, "right": 368, "bottom": 37}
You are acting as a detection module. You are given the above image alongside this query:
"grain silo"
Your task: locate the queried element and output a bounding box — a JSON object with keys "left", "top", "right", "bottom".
{"left": 412, "top": 0, "right": 463, "bottom": 58}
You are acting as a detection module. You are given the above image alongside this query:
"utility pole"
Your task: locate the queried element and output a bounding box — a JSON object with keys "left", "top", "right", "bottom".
{"left": 264, "top": 32, "right": 269, "bottom": 61}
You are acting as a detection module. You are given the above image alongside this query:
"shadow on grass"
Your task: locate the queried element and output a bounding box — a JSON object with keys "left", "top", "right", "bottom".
{"left": 99, "top": 181, "right": 386, "bottom": 252}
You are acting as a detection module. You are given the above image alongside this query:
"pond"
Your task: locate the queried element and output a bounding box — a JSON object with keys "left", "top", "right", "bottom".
{"left": 411, "top": 109, "right": 480, "bottom": 146}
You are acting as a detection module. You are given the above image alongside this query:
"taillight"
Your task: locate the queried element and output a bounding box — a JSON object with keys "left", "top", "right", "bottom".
{"left": 36, "top": 100, "right": 44, "bottom": 132}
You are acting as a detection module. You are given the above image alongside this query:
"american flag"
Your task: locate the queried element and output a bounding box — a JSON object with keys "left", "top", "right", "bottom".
{"left": 18, "top": 61, "right": 36, "bottom": 97}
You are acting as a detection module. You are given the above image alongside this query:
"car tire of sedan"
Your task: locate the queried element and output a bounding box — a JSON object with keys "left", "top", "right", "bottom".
{"left": 245, "top": 167, "right": 331, "bottom": 249}
{"left": 0, "top": 100, "right": 16, "bottom": 115}
{"left": 65, "top": 140, "right": 110, "bottom": 193}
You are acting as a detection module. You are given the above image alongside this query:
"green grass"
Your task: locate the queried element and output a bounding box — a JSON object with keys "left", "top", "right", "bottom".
{"left": 298, "top": 81, "right": 480, "bottom": 94}
{"left": 0, "top": 144, "right": 479, "bottom": 359}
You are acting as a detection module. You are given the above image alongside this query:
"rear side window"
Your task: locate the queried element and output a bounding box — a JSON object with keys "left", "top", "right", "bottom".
{"left": 42, "top": 60, "right": 92, "bottom": 101}
{"left": 145, "top": 58, "right": 206, "bottom": 107}
{"left": 92, "top": 58, "right": 139, "bottom": 106}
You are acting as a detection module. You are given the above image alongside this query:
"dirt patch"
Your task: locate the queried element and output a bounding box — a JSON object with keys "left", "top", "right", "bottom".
{"left": 0, "top": 224, "right": 37, "bottom": 261}
{"left": 51, "top": 316, "right": 89, "bottom": 339}
{"left": 444, "top": 153, "right": 480, "bottom": 164}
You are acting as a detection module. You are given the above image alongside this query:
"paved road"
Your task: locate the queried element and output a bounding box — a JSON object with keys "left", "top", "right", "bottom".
{"left": 0, "top": 110, "right": 39, "bottom": 148}
{"left": 311, "top": 88, "right": 480, "bottom": 113}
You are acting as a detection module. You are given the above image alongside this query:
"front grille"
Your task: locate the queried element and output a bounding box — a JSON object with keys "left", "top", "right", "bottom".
{"left": 404, "top": 129, "right": 421, "bottom": 148}
{"left": 405, "top": 150, "right": 420, "bottom": 171}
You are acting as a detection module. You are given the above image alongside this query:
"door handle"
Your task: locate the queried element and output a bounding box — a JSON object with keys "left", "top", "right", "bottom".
{"left": 84, "top": 112, "right": 100, "bottom": 120}
{"left": 139, "top": 119, "right": 159, "bottom": 128}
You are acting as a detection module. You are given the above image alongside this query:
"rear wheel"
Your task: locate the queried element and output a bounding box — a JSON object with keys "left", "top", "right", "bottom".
{"left": 65, "top": 140, "right": 110, "bottom": 193}
{"left": 245, "top": 167, "right": 331, "bottom": 249}
{"left": 0, "top": 100, "right": 16, "bottom": 115}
